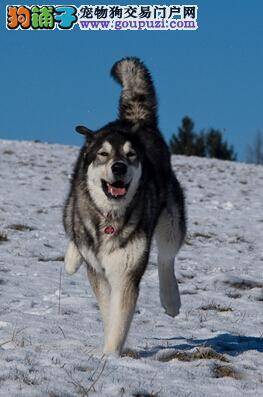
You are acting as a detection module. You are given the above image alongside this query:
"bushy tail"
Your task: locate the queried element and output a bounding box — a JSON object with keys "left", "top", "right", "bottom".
{"left": 111, "top": 57, "right": 158, "bottom": 126}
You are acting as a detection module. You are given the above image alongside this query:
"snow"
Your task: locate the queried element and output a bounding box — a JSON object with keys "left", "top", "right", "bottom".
{"left": 0, "top": 139, "right": 262, "bottom": 396}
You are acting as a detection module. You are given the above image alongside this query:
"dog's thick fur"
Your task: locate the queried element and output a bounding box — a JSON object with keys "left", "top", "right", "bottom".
{"left": 63, "top": 57, "right": 186, "bottom": 355}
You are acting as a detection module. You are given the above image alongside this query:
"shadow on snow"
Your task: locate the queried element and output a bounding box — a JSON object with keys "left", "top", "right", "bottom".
{"left": 141, "top": 333, "right": 263, "bottom": 358}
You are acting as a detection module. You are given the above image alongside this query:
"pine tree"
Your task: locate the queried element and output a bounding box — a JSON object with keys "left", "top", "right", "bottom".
{"left": 205, "top": 129, "right": 236, "bottom": 161}
{"left": 246, "top": 131, "right": 263, "bottom": 164}
{"left": 169, "top": 117, "right": 236, "bottom": 161}
{"left": 194, "top": 132, "right": 206, "bottom": 157}
{"left": 170, "top": 116, "right": 199, "bottom": 156}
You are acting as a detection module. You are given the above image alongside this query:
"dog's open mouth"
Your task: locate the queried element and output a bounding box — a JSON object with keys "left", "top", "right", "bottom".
{"left": 101, "top": 180, "right": 130, "bottom": 199}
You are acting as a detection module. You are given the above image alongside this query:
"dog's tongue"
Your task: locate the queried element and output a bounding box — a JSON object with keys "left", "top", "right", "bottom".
{"left": 108, "top": 184, "right": 126, "bottom": 196}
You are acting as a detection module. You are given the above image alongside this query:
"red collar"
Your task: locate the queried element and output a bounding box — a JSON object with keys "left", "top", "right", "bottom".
{"left": 104, "top": 225, "right": 116, "bottom": 235}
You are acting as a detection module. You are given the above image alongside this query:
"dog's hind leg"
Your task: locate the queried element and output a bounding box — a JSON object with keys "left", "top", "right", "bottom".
{"left": 86, "top": 267, "right": 111, "bottom": 340}
{"left": 155, "top": 204, "right": 185, "bottom": 317}
{"left": 64, "top": 241, "right": 83, "bottom": 275}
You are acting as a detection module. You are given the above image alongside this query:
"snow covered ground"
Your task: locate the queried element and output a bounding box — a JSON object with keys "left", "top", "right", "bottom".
{"left": 0, "top": 139, "right": 262, "bottom": 397}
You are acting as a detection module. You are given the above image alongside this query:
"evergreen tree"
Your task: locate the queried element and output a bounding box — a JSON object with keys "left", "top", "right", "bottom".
{"left": 170, "top": 116, "right": 199, "bottom": 156}
{"left": 194, "top": 132, "right": 206, "bottom": 157}
{"left": 246, "top": 131, "right": 263, "bottom": 164}
{"left": 205, "top": 129, "right": 236, "bottom": 161}
{"left": 169, "top": 117, "right": 236, "bottom": 161}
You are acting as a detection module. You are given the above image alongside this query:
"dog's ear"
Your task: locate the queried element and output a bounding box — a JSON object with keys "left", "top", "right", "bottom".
{"left": 75, "top": 125, "right": 94, "bottom": 142}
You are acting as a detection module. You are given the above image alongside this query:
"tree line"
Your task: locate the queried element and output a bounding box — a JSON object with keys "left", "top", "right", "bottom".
{"left": 169, "top": 116, "right": 263, "bottom": 164}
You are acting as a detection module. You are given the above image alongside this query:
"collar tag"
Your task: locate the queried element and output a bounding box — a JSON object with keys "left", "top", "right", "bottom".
{"left": 104, "top": 226, "right": 115, "bottom": 235}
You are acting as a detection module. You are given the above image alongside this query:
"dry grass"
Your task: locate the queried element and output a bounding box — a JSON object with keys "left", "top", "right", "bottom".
{"left": 0, "top": 231, "right": 8, "bottom": 243}
{"left": 226, "top": 292, "right": 242, "bottom": 299}
{"left": 0, "top": 327, "right": 27, "bottom": 348}
{"left": 8, "top": 224, "right": 36, "bottom": 232}
{"left": 185, "top": 232, "right": 215, "bottom": 245}
{"left": 193, "top": 232, "right": 214, "bottom": 239}
{"left": 3, "top": 149, "right": 14, "bottom": 155}
{"left": 158, "top": 347, "right": 229, "bottom": 363}
{"left": 38, "top": 256, "right": 64, "bottom": 262}
{"left": 222, "top": 276, "right": 263, "bottom": 290}
{"left": 65, "top": 358, "right": 107, "bottom": 396}
{"left": 231, "top": 280, "right": 263, "bottom": 290}
{"left": 200, "top": 303, "right": 233, "bottom": 312}
{"left": 213, "top": 364, "right": 242, "bottom": 380}
{"left": 184, "top": 237, "right": 193, "bottom": 246}
{"left": 133, "top": 393, "right": 159, "bottom": 397}
{"left": 121, "top": 349, "right": 140, "bottom": 359}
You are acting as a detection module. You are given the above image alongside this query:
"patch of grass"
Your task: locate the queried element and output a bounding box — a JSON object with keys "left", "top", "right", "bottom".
{"left": 13, "top": 368, "right": 40, "bottom": 386}
{"left": 229, "top": 235, "right": 249, "bottom": 244}
{"left": 232, "top": 281, "right": 260, "bottom": 290}
{"left": 133, "top": 393, "right": 159, "bottom": 397}
{"left": 8, "top": 224, "right": 36, "bottom": 232}
{"left": 3, "top": 149, "right": 14, "bottom": 155}
{"left": 36, "top": 208, "right": 48, "bottom": 214}
{"left": 158, "top": 347, "right": 229, "bottom": 363}
{"left": 226, "top": 292, "right": 242, "bottom": 299}
{"left": 38, "top": 256, "right": 64, "bottom": 262}
{"left": 213, "top": 364, "right": 242, "bottom": 380}
{"left": 193, "top": 232, "right": 214, "bottom": 239}
{"left": 121, "top": 348, "right": 140, "bottom": 359}
{"left": 228, "top": 279, "right": 263, "bottom": 290}
{"left": 200, "top": 303, "right": 233, "bottom": 312}
{"left": 0, "top": 267, "right": 9, "bottom": 273}
{"left": 184, "top": 239, "right": 193, "bottom": 246}
{"left": 0, "top": 327, "right": 27, "bottom": 348}
{"left": 65, "top": 358, "right": 107, "bottom": 396}
{"left": 0, "top": 231, "right": 8, "bottom": 242}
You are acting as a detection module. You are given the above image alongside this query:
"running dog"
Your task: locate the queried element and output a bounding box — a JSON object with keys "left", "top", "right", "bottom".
{"left": 63, "top": 57, "right": 186, "bottom": 355}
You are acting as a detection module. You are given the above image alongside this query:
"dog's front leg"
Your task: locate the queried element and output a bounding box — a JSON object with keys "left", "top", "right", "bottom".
{"left": 103, "top": 274, "right": 139, "bottom": 355}
{"left": 87, "top": 267, "right": 111, "bottom": 339}
{"left": 64, "top": 240, "right": 83, "bottom": 275}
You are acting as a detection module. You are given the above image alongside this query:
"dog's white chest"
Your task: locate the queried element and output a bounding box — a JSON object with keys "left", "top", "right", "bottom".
{"left": 98, "top": 233, "right": 147, "bottom": 277}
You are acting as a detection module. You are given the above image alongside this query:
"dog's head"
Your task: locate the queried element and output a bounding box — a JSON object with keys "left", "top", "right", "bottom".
{"left": 77, "top": 123, "right": 143, "bottom": 215}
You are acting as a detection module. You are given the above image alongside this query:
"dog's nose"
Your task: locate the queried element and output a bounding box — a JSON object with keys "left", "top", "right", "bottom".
{"left": 112, "top": 162, "right": 127, "bottom": 176}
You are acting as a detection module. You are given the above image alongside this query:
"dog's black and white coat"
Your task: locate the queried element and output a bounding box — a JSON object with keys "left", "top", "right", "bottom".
{"left": 63, "top": 57, "right": 186, "bottom": 355}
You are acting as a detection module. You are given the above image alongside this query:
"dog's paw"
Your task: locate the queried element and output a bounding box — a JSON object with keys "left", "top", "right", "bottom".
{"left": 160, "top": 292, "right": 181, "bottom": 317}
{"left": 164, "top": 304, "right": 180, "bottom": 317}
{"left": 65, "top": 261, "right": 82, "bottom": 275}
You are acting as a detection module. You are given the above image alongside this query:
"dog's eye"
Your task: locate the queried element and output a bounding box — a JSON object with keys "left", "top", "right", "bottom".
{"left": 98, "top": 152, "right": 108, "bottom": 157}
{"left": 127, "top": 152, "right": 136, "bottom": 158}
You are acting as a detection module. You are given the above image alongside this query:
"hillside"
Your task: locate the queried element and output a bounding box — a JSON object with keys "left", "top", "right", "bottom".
{"left": 0, "top": 139, "right": 263, "bottom": 396}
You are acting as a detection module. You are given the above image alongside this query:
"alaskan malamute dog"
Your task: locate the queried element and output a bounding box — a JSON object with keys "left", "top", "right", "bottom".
{"left": 63, "top": 57, "right": 186, "bottom": 355}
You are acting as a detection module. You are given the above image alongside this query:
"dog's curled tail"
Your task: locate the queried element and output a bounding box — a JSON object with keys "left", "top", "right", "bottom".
{"left": 111, "top": 57, "right": 158, "bottom": 126}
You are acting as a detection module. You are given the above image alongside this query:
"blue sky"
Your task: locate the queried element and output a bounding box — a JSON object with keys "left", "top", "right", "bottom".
{"left": 1, "top": 0, "right": 262, "bottom": 161}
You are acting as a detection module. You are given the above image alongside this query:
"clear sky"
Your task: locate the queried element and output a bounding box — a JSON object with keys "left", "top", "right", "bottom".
{"left": 1, "top": 0, "right": 262, "bottom": 161}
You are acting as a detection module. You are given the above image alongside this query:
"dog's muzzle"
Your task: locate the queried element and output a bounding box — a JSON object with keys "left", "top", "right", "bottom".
{"left": 111, "top": 162, "right": 127, "bottom": 177}
{"left": 101, "top": 178, "right": 131, "bottom": 200}
{"left": 101, "top": 161, "right": 130, "bottom": 200}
